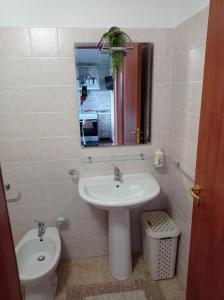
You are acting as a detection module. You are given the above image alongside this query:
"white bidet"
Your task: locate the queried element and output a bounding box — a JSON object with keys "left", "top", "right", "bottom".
{"left": 16, "top": 227, "right": 61, "bottom": 300}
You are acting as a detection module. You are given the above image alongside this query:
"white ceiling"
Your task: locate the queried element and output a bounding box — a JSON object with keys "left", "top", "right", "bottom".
{"left": 0, "top": 0, "right": 209, "bottom": 28}
{"left": 175, "top": 0, "right": 210, "bottom": 25}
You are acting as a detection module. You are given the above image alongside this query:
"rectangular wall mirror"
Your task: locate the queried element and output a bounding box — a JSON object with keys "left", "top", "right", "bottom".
{"left": 74, "top": 42, "right": 153, "bottom": 147}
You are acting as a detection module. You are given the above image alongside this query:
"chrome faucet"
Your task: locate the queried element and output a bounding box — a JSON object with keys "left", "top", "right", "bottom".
{"left": 34, "top": 220, "right": 46, "bottom": 239}
{"left": 113, "top": 164, "right": 121, "bottom": 182}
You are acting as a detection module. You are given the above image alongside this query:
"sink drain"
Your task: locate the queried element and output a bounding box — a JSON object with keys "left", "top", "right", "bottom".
{"left": 37, "top": 255, "right": 45, "bottom": 262}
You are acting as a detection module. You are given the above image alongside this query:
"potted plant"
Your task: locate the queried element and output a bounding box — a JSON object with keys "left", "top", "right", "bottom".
{"left": 98, "top": 27, "right": 131, "bottom": 77}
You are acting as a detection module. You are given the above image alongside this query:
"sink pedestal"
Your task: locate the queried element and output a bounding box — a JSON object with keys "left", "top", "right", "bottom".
{"left": 79, "top": 173, "right": 160, "bottom": 280}
{"left": 109, "top": 208, "right": 132, "bottom": 280}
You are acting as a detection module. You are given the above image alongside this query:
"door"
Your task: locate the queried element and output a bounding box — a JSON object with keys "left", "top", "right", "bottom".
{"left": 114, "top": 43, "right": 142, "bottom": 145}
{"left": 187, "top": 0, "right": 224, "bottom": 299}
{"left": 0, "top": 168, "right": 22, "bottom": 299}
{"left": 114, "top": 70, "right": 124, "bottom": 145}
{"left": 123, "top": 43, "right": 141, "bottom": 145}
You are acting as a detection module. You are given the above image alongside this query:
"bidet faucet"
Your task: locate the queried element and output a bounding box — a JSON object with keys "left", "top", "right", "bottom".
{"left": 113, "top": 164, "right": 121, "bottom": 182}
{"left": 34, "top": 220, "right": 46, "bottom": 239}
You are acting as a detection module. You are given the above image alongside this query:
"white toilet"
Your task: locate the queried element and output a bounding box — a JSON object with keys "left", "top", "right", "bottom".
{"left": 16, "top": 227, "right": 61, "bottom": 300}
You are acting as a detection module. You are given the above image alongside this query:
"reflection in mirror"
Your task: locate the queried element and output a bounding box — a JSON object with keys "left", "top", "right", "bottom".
{"left": 74, "top": 42, "right": 153, "bottom": 147}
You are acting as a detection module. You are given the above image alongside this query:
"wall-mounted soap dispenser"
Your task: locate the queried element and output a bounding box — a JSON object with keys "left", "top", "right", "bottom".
{"left": 154, "top": 149, "right": 164, "bottom": 169}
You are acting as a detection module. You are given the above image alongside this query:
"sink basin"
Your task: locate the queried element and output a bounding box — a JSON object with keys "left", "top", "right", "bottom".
{"left": 79, "top": 173, "right": 160, "bottom": 209}
{"left": 78, "top": 172, "right": 160, "bottom": 281}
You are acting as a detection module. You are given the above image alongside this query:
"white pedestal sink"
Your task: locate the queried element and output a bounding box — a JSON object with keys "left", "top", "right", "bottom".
{"left": 79, "top": 173, "right": 160, "bottom": 280}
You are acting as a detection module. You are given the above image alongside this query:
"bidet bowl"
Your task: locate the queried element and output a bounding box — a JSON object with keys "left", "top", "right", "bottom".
{"left": 16, "top": 227, "right": 61, "bottom": 284}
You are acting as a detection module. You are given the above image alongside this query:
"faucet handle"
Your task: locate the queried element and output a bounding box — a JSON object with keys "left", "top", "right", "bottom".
{"left": 112, "top": 163, "right": 120, "bottom": 171}
{"left": 34, "top": 220, "right": 45, "bottom": 227}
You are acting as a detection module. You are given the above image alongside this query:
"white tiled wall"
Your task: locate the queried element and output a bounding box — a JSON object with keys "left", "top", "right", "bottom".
{"left": 0, "top": 27, "right": 172, "bottom": 258}
{"left": 0, "top": 7, "right": 209, "bottom": 286}
{"left": 79, "top": 90, "right": 111, "bottom": 112}
{"left": 167, "top": 7, "right": 209, "bottom": 289}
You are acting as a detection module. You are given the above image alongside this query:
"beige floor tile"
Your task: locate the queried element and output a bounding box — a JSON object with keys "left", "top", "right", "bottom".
{"left": 97, "top": 256, "right": 116, "bottom": 283}
{"left": 131, "top": 255, "right": 150, "bottom": 280}
{"left": 56, "top": 254, "right": 186, "bottom": 300}
{"left": 158, "top": 278, "right": 186, "bottom": 300}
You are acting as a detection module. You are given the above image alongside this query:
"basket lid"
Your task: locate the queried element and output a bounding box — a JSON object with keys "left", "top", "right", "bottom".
{"left": 141, "top": 211, "right": 180, "bottom": 239}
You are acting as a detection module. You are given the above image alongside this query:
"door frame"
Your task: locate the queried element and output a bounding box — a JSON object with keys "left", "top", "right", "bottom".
{"left": 0, "top": 167, "right": 22, "bottom": 299}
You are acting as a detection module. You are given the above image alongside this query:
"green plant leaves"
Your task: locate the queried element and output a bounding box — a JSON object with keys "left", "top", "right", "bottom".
{"left": 98, "top": 27, "right": 131, "bottom": 77}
